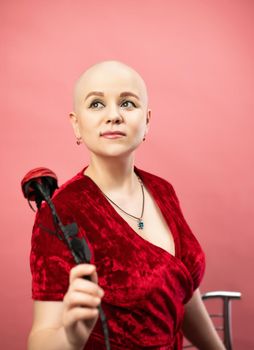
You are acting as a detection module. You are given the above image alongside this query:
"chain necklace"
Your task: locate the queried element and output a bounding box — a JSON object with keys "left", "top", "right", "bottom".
{"left": 100, "top": 176, "right": 145, "bottom": 230}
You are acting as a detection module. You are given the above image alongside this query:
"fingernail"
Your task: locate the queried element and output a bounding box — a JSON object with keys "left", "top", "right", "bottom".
{"left": 98, "top": 289, "right": 104, "bottom": 297}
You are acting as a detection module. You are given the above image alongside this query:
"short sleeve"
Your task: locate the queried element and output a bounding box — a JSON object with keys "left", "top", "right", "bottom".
{"left": 167, "top": 183, "right": 206, "bottom": 292}
{"left": 30, "top": 201, "right": 76, "bottom": 301}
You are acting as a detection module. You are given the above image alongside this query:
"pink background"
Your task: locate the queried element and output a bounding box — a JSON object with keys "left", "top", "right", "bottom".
{"left": 1, "top": 1, "right": 253, "bottom": 349}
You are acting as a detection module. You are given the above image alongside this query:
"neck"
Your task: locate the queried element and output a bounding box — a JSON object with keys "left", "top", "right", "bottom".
{"left": 84, "top": 154, "right": 138, "bottom": 196}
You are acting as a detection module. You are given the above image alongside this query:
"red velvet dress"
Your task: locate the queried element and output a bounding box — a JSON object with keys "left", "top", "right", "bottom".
{"left": 30, "top": 165, "right": 205, "bottom": 349}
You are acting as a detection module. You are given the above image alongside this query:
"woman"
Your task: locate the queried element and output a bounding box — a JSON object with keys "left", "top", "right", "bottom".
{"left": 28, "top": 60, "right": 225, "bottom": 349}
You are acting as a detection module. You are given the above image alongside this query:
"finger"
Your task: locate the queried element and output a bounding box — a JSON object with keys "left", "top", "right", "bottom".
{"left": 64, "top": 291, "right": 102, "bottom": 310}
{"left": 64, "top": 306, "right": 99, "bottom": 326}
{"left": 89, "top": 269, "right": 98, "bottom": 285}
{"left": 70, "top": 275, "right": 104, "bottom": 298}
{"left": 69, "top": 264, "right": 96, "bottom": 284}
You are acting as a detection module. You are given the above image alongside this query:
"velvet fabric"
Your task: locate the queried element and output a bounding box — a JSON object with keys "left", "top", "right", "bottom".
{"left": 30, "top": 165, "right": 205, "bottom": 349}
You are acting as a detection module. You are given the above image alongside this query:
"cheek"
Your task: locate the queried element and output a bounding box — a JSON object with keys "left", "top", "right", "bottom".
{"left": 78, "top": 121, "right": 95, "bottom": 144}
{"left": 78, "top": 113, "right": 96, "bottom": 131}
{"left": 127, "top": 112, "right": 147, "bottom": 132}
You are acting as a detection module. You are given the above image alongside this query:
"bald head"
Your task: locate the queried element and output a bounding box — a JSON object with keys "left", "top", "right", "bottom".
{"left": 72, "top": 60, "right": 148, "bottom": 114}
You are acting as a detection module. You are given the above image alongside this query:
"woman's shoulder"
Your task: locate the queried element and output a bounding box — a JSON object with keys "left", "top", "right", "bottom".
{"left": 51, "top": 167, "right": 90, "bottom": 202}
{"left": 36, "top": 167, "right": 88, "bottom": 215}
{"left": 135, "top": 166, "right": 174, "bottom": 188}
{"left": 135, "top": 166, "right": 177, "bottom": 199}
{"left": 54, "top": 169, "right": 83, "bottom": 194}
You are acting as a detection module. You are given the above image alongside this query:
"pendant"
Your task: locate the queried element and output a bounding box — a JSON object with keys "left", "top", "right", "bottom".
{"left": 138, "top": 218, "right": 144, "bottom": 230}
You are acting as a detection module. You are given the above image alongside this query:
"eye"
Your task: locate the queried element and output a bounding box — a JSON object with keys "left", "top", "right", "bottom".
{"left": 88, "top": 100, "right": 104, "bottom": 109}
{"left": 121, "top": 100, "right": 136, "bottom": 109}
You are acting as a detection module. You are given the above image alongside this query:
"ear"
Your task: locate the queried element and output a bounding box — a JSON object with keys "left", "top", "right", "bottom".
{"left": 145, "top": 109, "right": 151, "bottom": 135}
{"left": 146, "top": 109, "right": 151, "bottom": 125}
{"left": 69, "top": 112, "right": 81, "bottom": 138}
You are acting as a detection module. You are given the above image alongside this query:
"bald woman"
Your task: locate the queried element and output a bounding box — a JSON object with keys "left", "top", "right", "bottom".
{"left": 28, "top": 61, "right": 225, "bottom": 350}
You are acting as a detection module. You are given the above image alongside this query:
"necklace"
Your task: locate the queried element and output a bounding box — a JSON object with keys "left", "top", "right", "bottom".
{"left": 100, "top": 175, "right": 145, "bottom": 230}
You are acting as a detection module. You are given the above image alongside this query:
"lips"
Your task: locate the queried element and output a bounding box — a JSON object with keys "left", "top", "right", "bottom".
{"left": 100, "top": 131, "right": 126, "bottom": 136}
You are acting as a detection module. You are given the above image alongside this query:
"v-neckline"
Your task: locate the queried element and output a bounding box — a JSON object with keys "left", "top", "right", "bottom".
{"left": 80, "top": 165, "right": 180, "bottom": 261}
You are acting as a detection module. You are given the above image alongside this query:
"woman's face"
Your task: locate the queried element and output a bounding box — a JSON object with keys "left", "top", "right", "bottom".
{"left": 70, "top": 63, "right": 151, "bottom": 159}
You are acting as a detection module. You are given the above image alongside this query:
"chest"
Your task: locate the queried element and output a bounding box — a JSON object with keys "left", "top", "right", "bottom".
{"left": 111, "top": 186, "right": 176, "bottom": 256}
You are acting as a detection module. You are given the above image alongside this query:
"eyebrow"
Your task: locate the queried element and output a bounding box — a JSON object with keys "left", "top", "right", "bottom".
{"left": 84, "top": 91, "right": 140, "bottom": 101}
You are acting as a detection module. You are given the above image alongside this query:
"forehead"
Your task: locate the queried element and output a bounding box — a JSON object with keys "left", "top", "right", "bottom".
{"left": 85, "top": 71, "right": 141, "bottom": 92}
{"left": 74, "top": 63, "right": 148, "bottom": 105}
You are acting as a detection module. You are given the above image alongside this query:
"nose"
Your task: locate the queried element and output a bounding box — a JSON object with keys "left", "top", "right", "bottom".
{"left": 107, "top": 115, "right": 123, "bottom": 124}
{"left": 106, "top": 105, "right": 124, "bottom": 124}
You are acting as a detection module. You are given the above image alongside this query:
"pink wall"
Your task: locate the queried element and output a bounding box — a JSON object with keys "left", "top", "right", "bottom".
{"left": 1, "top": 1, "right": 253, "bottom": 349}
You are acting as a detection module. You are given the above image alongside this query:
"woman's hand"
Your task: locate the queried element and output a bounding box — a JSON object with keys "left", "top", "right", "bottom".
{"left": 62, "top": 264, "right": 104, "bottom": 350}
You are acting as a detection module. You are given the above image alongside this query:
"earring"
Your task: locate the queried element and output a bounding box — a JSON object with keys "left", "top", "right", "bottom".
{"left": 76, "top": 137, "right": 82, "bottom": 145}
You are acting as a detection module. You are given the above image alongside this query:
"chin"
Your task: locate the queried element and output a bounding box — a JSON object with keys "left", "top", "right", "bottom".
{"left": 87, "top": 140, "right": 142, "bottom": 157}
{"left": 93, "top": 146, "right": 138, "bottom": 158}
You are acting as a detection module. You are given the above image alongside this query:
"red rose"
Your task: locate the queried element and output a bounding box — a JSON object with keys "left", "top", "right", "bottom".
{"left": 21, "top": 167, "right": 58, "bottom": 201}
